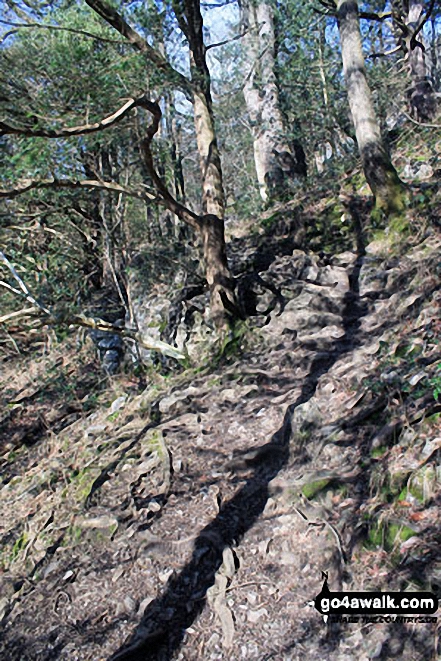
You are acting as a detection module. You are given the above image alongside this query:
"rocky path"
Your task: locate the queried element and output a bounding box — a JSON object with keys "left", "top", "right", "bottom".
{"left": 1, "top": 229, "right": 440, "bottom": 660}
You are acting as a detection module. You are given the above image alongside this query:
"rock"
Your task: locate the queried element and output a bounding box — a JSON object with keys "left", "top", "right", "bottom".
{"left": 96, "top": 335, "right": 124, "bottom": 351}
{"left": 79, "top": 515, "right": 118, "bottom": 530}
{"left": 0, "top": 597, "right": 9, "bottom": 620}
{"left": 317, "top": 265, "right": 349, "bottom": 291}
{"left": 292, "top": 400, "right": 322, "bottom": 429}
{"left": 61, "top": 570, "right": 75, "bottom": 583}
{"left": 123, "top": 596, "right": 137, "bottom": 612}
{"left": 138, "top": 596, "right": 154, "bottom": 616}
{"left": 84, "top": 424, "right": 107, "bottom": 438}
{"left": 110, "top": 395, "right": 128, "bottom": 414}
{"left": 415, "top": 164, "right": 434, "bottom": 180}
{"left": 102, "top": 350, "right": 122, "bottom": 375}
{"left": 332, "top": 251, "right": 356, "bottom": 268}
{"left": 247, "top": 607, "right": 268, "bottom": 623}
{"left": 158, "top": 569, "right": 174, "bottom": 583}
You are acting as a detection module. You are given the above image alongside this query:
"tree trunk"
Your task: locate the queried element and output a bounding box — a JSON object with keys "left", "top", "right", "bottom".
{"left": 199, "top": 214, "right": 237, "bottom": 327}
{"left": 192, "top": 80, "right": 238, "bottom": 328}
{"left": 193, "top": 90, "right": 225, "bottom": 218}
{"left": 404, "top": 0, "right": 437, "bottom": 121}
{"left": 242, "top": 1, "right": 306, "bottom": 202}
{"left": 86, "top": 0, "right": 238, "bottom": 329}
{"left": 337, "top": 0, "right": 406, "bottom": 213}
{"left": 173, "top": 0, "right": 238, "bottom": 327}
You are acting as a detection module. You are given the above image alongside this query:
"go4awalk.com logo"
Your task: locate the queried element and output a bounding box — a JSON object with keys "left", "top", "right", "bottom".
{"left": 310, "top": 573, "right": 438, "bottom": 623}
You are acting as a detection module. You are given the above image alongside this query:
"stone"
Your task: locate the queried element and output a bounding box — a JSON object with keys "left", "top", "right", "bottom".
{"left": 96, "top": 335, "right": 124, "bottom": 351}
{"left": 110, "top": 396, "right": 128, "bottom": 414}
{"left": 102, "top": 350, "right": 122, "bottom": 374}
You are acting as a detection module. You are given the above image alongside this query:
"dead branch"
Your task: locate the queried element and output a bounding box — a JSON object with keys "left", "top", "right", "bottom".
{"left": 0, "top": 306, "right": 40, "bottom": 324}
{"left": 0, "top": 250, "right": 51, "bottom": 314}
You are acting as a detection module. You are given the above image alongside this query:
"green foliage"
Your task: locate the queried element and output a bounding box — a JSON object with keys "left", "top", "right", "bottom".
{"left": 301, "top": 477, "right": 333, "bottom": 500}
{"left": 428, "top": 364, "right": 441, "bottom": 402}
{"left": 11, "top": 531, "right": 29, "bottom": 561}
{"left": 366, "top": 518, "right": 415, "bottom": 554}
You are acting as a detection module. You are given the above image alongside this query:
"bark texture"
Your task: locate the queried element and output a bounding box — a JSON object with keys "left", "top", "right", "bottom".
{"left": 242, "top": 0, "right": 306, "bottom": 202}
{"left": 337, "top": 0, "right": 406, "bottom": 213}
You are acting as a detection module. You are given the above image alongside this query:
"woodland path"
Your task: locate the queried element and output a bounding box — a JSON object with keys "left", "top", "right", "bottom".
{"left": 1, "top": 212, "right": 440, "bottom": 661}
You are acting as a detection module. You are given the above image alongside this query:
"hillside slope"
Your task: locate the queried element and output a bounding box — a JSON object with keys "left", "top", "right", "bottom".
{"left": 1, "top": 189, "right": 440, "bottom": 661}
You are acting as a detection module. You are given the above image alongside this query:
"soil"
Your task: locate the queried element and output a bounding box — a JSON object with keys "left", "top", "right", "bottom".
{"left": 1, "top": 200, "right": 440, "bottom": 661}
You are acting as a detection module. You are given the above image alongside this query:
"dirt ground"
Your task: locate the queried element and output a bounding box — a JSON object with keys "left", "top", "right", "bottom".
{"left": 1, "top": 210, "right": 440, "bottom": 660}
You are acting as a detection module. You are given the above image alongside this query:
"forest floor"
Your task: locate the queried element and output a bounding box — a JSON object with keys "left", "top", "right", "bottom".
{"left": 1, "top": 181, "right": 441, "bottom": 660}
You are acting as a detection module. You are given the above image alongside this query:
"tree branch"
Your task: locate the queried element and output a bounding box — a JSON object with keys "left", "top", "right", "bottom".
{"left": 1, "top": 100, "right": 202, "bottom": 265}
{"left": 1, "top": 95, "right": 148, "bottom": 138}
{"left": 411, "top": 0, "right": 436, "bottom": 44}
{"left": 0, "top": 17, "right": 127, "bottom": 43}
{"left": 85, "top": 0, "right": 193, "bottom": 98}
{"left": 317, "top": 0, "right": 336, "bottom": 11}
{"left": 368, "top": 45, "right": 401, "bottom": 59}
{"left": 359, "top": 11, "right": 392, "bottom": 22}
{"left": 0, "top": 177, "right": 157, "bottom": 202}
{"left": 139, "top": 101, "right": 201, "bottom": 230}
{"left": 206, "top": 29, "right": 247, "bottom": 50}
{"left": 398, "top": 107, "right": 441, "bottom": 129}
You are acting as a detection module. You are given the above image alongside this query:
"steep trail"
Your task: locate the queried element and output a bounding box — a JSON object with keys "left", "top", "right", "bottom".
{"left": 1, "top": 219, "right": 440, "bottom": 660}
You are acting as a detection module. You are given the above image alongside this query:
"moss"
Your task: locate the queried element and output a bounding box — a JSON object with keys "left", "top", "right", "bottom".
{"left": 302, "top": 477, "right": 333, "bottom": 500}
{"left": 389, "top": 470, "right": 411, "bottom": 496}
{"left": 406, "top": 465, "right": 437, "bottom": 503}
{"left": 373, "top": 469, "right": 410, "bottom": 504}
{"left": 367, "top": 522, "right": 383, "bottom": 548}
{"left": 366, "top": 519, "right": 416, "bottom": 553}
{"left": 398, "top": 487, "right": 408, "bottom": 501}
{"left": 389, "top": 213, "right": 411, "bottom": 237}
{"left": 384, "top": 523, "right": 415, "bottom": 551}
{"left": 69, "top": 467, "right": 99, "bottom": 501}
{"left": 371, "top": 446, "right": 387, "bottom": 459}
{"left": 63, "top": 524, "right": 82, "bottom": 545}
{"left": 11, "top": 531, "right": 28, "bottom": 561}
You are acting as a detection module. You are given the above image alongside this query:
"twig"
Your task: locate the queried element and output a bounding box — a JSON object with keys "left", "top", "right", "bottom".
{"left": 0, "top": 306, "right": 39, "bottom": 324}
{"left": 399, "top": 108, "right": 441, "bottom": 130}
{"left": 0, "top": 250, "right": 51, "bottom": 314}
{"left": 206, "top": 29, "right": 247, "bottom": 51}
